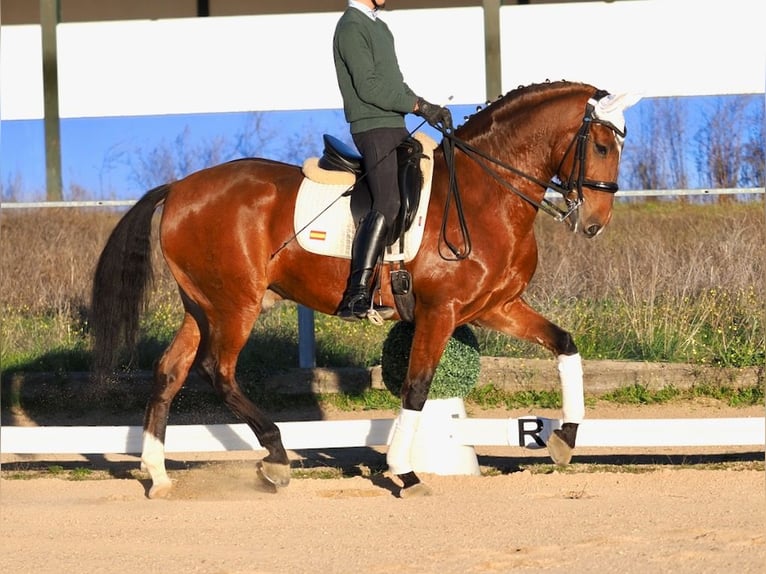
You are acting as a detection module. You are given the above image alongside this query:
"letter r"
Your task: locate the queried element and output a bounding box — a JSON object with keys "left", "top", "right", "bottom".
{"left": 518, "top": 418, "right": 546, "bottom": 447}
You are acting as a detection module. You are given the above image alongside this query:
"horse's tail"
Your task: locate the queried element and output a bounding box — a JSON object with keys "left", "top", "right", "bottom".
{"left": 90, "top": 184, "right": 170, "bottom": 377}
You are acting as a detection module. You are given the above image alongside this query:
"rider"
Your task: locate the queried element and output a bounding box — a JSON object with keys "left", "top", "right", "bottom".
{"left": 333, "top": 0, "right": 452, "bottom": 321}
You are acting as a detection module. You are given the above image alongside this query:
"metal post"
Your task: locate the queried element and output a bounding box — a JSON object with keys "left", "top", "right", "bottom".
{"left": 297, "top": 305, "right": 316, "bottom": 368}
{"left": 40, "top": 0, "right": 63, "bottom": 201}
{"left": 482, "top": 0, "right": 502, "bottom": 102}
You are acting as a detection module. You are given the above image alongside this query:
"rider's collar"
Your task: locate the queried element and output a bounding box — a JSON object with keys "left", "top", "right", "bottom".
{"left": 349, "top": 1, "right": 378, "bottom": 20}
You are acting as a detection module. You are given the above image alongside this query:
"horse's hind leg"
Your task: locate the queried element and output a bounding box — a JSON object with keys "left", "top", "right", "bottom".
{"left": 141, "top": 311, "right": 200, "bottom": 498}
{"left": 198, "top": 310, "right": 291, "bottom": 490}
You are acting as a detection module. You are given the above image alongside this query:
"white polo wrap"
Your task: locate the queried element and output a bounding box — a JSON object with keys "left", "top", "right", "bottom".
{"left": 558, "top": 353, "right": 585, "bottom": 423}
{"left": 141, "top": 431, "right": 169, "bottom": 483}
{"left": 386, "top": 408, "right": 422, "bottom": 475}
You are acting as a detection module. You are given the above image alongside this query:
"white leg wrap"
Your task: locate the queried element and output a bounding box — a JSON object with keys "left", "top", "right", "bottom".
{"left": 386, "top": 409, "right": 422, "bottom": 475}
{"left": 558, "top": 353, "right": 585, "bottom": 424}
{"left": 141, "top": 431, "right": 170, "bottom": 487}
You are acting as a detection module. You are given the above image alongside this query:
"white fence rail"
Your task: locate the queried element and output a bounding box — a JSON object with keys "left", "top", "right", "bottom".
{"left": 3, "top": 417, "right": 764, "bottom": 457}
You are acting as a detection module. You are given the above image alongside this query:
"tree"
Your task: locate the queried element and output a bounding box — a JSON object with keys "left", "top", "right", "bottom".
{"left": 694, "top": 95, "right": 763, "bottom": 201}
{"left": 620, "top": 98, "right": 688, "bottom": 196}
{"left": 740, "top": 102, "right": 764, "bottom": 188}
{"left": 127, "top": 127, "right": 232, "bottom": 189}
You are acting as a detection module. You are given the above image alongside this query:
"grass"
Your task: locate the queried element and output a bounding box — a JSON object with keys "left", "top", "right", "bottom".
{"left": 2, "top": 288, "right": 763, "bottom": 374}
{"left": 3, "top": 465, "right": 106, "bottom": 481}
{"left": 1, "top": 201, "right": 764, "bottom": 392}
{"left": 318, "top": 381, "right": 765, "bottom": 411}
{"left": 318, "top": 389, "right": 401, "bottom": 411}
{"left": 2, "top": 378, "right": 762, "bottom": 421}
{"left": 599, "top": 381, "right": 764, "bottom": 407}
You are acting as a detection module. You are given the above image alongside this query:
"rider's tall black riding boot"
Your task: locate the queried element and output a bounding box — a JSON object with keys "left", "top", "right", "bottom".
{"left": 336, "top": 210, "right": 395, "bottom": 322}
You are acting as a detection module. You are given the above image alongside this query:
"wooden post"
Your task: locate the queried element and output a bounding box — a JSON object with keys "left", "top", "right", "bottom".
{"left": 482, "top": 0, "right": 502, "bottom": 102}
{"left": 40, "top": 0, "right": 63, "bottom": 201}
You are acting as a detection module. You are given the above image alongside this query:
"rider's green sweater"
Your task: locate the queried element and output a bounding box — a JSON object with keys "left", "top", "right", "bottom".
{"left": 333, "top": 8, "right": 418, "bottom": 134}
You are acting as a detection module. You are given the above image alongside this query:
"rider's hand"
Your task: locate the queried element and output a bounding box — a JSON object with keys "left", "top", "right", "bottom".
{"left": 415, "top": 97, "right": 453, "bottom": 131}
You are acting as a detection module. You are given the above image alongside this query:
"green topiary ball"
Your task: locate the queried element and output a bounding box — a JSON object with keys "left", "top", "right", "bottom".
{"left": 381, "top": 322, "right": 480, "bottom": 399}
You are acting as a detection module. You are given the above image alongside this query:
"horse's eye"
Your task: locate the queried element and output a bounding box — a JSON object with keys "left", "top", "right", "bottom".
{"left": 594, "top": 143, "right": 608, "bottom": 156}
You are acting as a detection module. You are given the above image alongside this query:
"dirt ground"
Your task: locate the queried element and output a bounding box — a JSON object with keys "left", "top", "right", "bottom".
{"left": 1, "top": 402, "right": 765, "bottom": 574}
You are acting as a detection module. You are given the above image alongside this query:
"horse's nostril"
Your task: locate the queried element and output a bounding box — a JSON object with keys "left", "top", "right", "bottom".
{"left": 585, "top": 224, "right": 601, "bottom": 237}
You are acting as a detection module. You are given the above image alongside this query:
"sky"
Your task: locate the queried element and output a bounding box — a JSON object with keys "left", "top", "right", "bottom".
{"left": 0, "top": 103, "right": 478, "bottom": 200}
{"left": 2, "top": 94, "right": 763, "bottom": 203}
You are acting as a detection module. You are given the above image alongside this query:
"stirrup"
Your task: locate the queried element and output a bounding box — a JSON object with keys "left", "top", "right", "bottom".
{"left": 367, "top": 304, "right": 394, "bottom": 325}
{"left": 367, "top": 290, "right": 395, "bottom": 323}
{"left": 336, "top": 294, "right": 370, "bottom": 322}
{"left": 336, "top": 295, "right": 394, "bottom": 323}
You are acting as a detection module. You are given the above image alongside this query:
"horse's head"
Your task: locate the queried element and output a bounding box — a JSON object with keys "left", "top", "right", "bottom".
{"left": 553, "top": 91, "right": 642, "bottom": 238}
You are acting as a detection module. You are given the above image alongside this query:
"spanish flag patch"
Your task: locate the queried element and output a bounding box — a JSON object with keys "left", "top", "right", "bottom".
{"left": 309, "top": 230, "right": 327, "bottom": 241}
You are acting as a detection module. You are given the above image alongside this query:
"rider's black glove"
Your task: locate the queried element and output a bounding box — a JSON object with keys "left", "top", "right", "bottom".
{"left": 415, "top": 97, "right": 453, "bottom": 131}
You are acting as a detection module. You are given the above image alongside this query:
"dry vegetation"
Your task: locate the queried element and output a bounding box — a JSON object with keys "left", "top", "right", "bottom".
{"left": 0, "top": 200, "right": 764, "bottom": 375}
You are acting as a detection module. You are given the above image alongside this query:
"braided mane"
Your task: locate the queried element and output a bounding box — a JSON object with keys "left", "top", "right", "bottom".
{"left": 455, "top": 80, "right": 597, "bottom": 143}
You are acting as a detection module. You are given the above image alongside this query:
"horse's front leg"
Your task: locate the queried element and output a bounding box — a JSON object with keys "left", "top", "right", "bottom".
{"left": 387, "top": 321, "right": 453, "bottom": 498}
{"left": 476, "top": 298, "right": 584, "bottom": 465}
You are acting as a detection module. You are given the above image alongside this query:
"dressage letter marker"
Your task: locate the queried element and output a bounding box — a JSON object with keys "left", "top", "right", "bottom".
{"left": 517, "top": 418, "right": 546, "bottom": 448}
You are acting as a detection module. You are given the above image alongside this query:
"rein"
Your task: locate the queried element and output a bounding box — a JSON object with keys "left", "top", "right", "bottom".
{"left": 435, "top": 95, "right": 625, "bottom": 259}
{"left": 438, "top": 126, "right": 472, "bottom": 260}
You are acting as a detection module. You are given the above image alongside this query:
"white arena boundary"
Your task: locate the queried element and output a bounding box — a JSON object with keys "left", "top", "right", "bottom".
{"left": 2, "top": 416, "right": 764, "bottom": 456}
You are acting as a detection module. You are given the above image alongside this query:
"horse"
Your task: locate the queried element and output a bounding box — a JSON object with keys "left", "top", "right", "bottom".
{"left": 91, "top": 80, "right": 640, "bottom": 498}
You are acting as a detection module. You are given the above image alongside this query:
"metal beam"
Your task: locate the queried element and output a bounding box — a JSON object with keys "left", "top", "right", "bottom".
{"left": 298, "top": 305, "right": 316, "bottom": 369}
{"left": 40, "top": 0, "right": 63, "bottom": 201}
{"left": 483, "top": 0, "right": 502, "bottom": 102}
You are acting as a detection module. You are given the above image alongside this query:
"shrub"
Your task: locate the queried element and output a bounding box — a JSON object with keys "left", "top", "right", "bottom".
{"left": 381, "top": 322, "right": 480, "bottom": 399}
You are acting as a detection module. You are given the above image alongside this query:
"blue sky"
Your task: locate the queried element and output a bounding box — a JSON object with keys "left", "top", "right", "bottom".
{"left": 1, "top": 104, "right": 475, "bottom": 201}
{"left": 0, "top": 95, "right": 762, "bottom": 202}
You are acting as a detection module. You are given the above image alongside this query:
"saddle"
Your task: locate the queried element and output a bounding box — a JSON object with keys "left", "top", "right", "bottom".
{"left": 317, "top": 134, "right": 426, "bottom": 246}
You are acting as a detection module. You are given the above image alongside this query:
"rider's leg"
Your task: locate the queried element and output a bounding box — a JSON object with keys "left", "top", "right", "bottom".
{"left": 336, "top": 209, "right": 394, "bottom": 321}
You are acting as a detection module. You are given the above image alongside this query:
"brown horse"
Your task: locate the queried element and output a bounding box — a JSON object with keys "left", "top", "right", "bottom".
{"left": 91, "top": 80, "right": 639, "bottom": 498}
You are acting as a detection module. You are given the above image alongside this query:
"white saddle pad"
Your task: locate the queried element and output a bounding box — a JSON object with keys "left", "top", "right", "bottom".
{"left": 294, "top": 132, "right": 437, "bottom": 263}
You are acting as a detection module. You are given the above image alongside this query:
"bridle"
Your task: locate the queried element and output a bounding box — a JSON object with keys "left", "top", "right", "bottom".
{"left": 436, "top": 92, "right": 626, "bottom": 259}
{"left": 552, "top": 94, "right": 626, "bottom": 215}
{"left": 448, "top": 92, "right": 625, "bottom": 222}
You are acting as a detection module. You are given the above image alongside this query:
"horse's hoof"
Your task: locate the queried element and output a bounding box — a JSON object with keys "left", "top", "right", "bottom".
{"left": 400, "top": 482, "right": 432, "bottom": 498}
{"left": 257, "top": 461, "right": 291, "bottom": 489}
{"left": 547, "top": 430, "right": 574, "bottom": 466}
{"left": 148, "top": 479, "right": 173, "bottom": 499}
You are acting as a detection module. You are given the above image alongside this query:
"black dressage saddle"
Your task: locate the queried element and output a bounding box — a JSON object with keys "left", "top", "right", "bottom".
{"left": 317, "top": 134, "right": 425, "bottom": 246}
